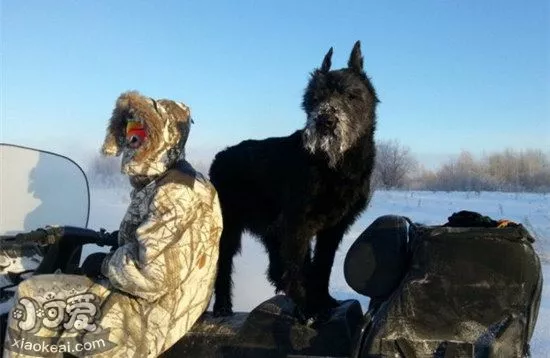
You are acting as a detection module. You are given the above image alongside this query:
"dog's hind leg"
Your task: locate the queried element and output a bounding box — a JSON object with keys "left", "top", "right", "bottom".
{"left": 213, "top": 220, "right": 243, "bottom": 317}
{"left": 264, "top": 237, "right": 284, "bottom": 292}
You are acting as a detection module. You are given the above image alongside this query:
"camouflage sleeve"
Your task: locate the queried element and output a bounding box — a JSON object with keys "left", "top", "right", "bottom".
{"left": 101, "top": 183, "right": 197, "bottom": 302}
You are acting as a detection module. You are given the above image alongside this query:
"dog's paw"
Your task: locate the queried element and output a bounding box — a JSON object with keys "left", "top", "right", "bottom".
{"left": 292, "top": 305, "right": 310, "bottom": 325}
{"left": 306, "top": 292, "right": 339, "bottom": 310}
{"left": 324, "top": 295, "right": 340, "bottom": 309}
{"left": 292, "top": 304, "right": 333, "bottom": 327}
{"left": 306, "top": 308, "right": 333, "bottom": 328}
{"left": 274, "top": 286, "right": 284, "bottom": 295}
{"left": 213, "top": 299, "right": 234, "bottom": 317}
{"left": 281, "top": 274, "right": 307, "bottom": 304}
{"left": 213, "top": 306, "right": 234, "bottom": 317}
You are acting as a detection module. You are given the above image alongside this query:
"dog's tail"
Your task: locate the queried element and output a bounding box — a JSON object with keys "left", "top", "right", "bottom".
{"left": 208, "top": 151, "right": 225, "bottom": 188}
{"left": 208, "top": 149, "right": 241, "bottom": 201}
{"left": 208, "top": 145, "right": 249, "bottom": 188}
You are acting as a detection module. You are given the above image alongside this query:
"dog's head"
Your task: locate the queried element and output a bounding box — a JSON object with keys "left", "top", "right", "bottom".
{"left": 302, "top": 41, "right": 378, "bottom": 168}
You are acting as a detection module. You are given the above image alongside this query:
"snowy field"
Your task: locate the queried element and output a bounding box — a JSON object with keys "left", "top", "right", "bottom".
{"left": 87, "top": 188, "right": 550, "bottom": 356}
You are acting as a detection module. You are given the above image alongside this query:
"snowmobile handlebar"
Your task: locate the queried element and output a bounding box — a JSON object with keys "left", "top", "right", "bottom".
{"left": 0, "top": 228, "right": 52, "bottom": 248}
{"left": 0, "top": 226, "right": 119, "bottom": 249}
{"left": 62, "top": 226, "right": 119, "bottom": 248}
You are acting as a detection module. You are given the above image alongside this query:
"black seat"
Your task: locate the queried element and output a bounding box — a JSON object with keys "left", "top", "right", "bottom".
{"left": 343, "top": 215, "right": 410, "bottom": 306}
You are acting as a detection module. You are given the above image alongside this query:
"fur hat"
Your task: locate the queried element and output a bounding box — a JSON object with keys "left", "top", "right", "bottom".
{"left": 101, "top": 91, "right": 191, "bottom": 179}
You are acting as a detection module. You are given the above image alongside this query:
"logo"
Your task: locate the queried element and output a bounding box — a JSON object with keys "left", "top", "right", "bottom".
{"left": 6, "top": 293, "right": 116, "bottom": 356}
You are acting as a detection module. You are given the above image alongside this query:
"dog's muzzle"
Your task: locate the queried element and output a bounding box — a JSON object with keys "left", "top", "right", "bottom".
{"left": 315, "top": 113, "right": 337, "bottom": 134}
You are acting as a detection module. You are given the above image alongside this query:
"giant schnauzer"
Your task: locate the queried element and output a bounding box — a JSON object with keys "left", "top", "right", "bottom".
{"left": 210, "top": 41, "right": 378, "bottom": 319}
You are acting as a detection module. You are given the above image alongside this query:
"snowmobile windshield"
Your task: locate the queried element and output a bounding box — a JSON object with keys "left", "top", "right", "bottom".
{"left": 0, "top": 143, "right": 90, "bottom": 235}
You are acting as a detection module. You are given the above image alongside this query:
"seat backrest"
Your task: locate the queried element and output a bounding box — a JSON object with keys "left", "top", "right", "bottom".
{"left": 344, "top": 215, "right": 410, "bottom": 303}
{"left": 357, "top": 223, "right": 543, "bottom": 358}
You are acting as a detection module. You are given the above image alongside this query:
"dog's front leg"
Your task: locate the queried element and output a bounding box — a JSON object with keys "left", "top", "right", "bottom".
{"left": 308, "top": 223, "right": 348, "bottom": 313}
{"left": 279, "top": 220, "right": 313, "bottom": 317}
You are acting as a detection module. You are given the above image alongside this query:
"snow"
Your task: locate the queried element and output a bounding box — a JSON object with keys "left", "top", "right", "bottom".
{"left": 86, "top": 188, "right": 549, "bottom": 355}
{"left": 0, "top": 254, "right": 42, "bottom": 314}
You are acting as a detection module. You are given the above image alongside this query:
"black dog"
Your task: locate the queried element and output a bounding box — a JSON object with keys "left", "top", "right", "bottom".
{"left": 210, "top": 41, "right": 378, "bottom": 319}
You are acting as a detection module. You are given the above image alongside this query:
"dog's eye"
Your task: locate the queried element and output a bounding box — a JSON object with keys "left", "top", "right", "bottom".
{"left": 347, "top": 92, "right": 361, "bottom": 100}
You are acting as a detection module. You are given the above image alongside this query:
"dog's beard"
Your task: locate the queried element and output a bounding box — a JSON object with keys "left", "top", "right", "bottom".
{"left": 302, "top": 109, "right": 354, "bottom": 168}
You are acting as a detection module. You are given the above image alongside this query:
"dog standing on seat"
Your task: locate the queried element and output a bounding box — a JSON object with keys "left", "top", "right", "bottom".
{"left": 210, "top": 41, "right": 379, "bottom": 319}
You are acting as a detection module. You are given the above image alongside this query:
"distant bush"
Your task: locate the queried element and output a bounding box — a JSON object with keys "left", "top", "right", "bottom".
{"left": 413, "top": 149, "right": 550, "bottom": 193}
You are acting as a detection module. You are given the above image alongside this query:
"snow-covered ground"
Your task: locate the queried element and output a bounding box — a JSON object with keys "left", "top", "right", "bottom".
{"left": 87, "top": 188, "right": 550, "bottom": 356}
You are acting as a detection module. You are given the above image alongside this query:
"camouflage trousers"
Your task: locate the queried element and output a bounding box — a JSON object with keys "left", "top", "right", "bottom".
{"left": 3, "top": 274, "right": 172, "bottom": 358}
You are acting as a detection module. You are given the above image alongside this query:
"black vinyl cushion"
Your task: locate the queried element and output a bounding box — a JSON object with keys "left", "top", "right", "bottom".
{"left": 359, "top": 224, "right": 543, "bottom": 357}
{"left": 344, "top": 215, "right": 409, "bottom": 299}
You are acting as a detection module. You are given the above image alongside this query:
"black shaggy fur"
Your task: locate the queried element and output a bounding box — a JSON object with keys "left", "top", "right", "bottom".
{"left": 210, "top": 41, "right": 379, "bottom": 319}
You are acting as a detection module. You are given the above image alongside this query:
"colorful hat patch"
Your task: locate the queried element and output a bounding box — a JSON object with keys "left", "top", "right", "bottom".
{"left": 126, "top": 121, "right": 147, "bottom": 148}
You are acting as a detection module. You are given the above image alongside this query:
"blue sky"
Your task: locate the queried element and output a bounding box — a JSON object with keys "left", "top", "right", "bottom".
{"left": 1, "top": 0, "right": 548, "bottom": 169}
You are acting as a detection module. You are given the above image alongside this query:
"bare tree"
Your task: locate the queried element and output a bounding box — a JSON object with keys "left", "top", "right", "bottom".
{"left": 483, "top": 148, "right": 550, "bottom": 192}
{"left": 374, "top": 139, "right": 418, "bottom": 189}
{"left": 413, "top": 148, "right": 550, "bottom": 192}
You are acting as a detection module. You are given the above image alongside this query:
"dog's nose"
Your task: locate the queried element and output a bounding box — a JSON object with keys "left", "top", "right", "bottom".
{"left": 317, "top": 114, "right": 336, "bottom": 130}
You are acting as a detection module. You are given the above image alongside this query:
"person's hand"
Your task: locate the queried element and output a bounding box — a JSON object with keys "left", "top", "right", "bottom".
{"left": 80, "top": 252, "right": 108, "bottom": 278}
{"left": 98, "top": 228, "right": 119, "bottom": 249}
{"left": 108, "top": 230, "right": 120, "bottom": 249}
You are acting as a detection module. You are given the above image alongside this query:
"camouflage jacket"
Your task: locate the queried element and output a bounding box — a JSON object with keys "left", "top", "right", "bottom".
{"left": 3, "top": 91, "right": 223, "bottom": 357}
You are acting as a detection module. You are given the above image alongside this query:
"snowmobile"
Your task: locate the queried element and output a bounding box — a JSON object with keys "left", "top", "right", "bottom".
{"left": 0, "top": 143, "right": 543, "bottom": 358}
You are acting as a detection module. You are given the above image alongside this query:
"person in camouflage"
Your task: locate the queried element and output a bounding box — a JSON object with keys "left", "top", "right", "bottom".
{"left": 3, "top": 91, "right": 223, "bottom": 357}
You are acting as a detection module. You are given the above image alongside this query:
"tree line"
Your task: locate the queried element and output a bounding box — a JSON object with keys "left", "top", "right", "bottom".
{"left": 373, "top": 140, "right": 550, "bottom": 193}
{"left": 85, "top": 141, "right": 550, "bottom": 193}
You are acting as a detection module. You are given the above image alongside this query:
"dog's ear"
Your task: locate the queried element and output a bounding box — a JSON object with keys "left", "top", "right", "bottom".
{"left": 320, "top": 47, "right": 333, "bottom": 73}
{"left": 348, "top": 41, "right": 364, "bottom": 73}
